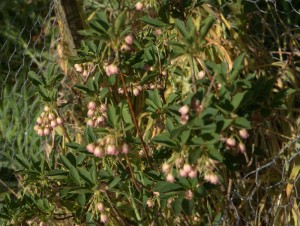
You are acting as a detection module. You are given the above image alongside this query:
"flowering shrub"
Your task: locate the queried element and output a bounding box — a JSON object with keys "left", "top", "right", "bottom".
{"left": 1, "top": 0, "right": 298, "bottom": 225}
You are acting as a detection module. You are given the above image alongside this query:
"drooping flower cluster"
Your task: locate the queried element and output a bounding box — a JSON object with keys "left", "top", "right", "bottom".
{"left": 118, "top": 83, "right": 163, "bottom": 96}
{"left": 74, "top": 62, "right": 96, "bottom": 77}
{"left": 86, "top": 136, "right": 129, "bottom": 158}
{"left": 120, "top": 34, "right": 134, "bottom": 52}
{"left": 86, "top": 101, "right": 107, "bottom": 128}
{"left": 34, "top": 106, "right": 63, "bottom": 136}
{"left": 224, "top": 128, "right": 250, "bottom": 154}
{"left": 104, "top": 64, "right": 119, "bottom": 76}
{"left": 96, "top": 203, "right": 108, "bottom": 224}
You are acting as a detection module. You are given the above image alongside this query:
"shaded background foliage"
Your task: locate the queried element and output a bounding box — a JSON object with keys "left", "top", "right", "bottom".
{"left": 0, "top": 0, "right": 299, "bottom": 225}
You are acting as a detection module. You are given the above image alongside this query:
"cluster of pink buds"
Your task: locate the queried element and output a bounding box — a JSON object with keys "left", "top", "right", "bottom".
{"left": 104, "top": 64, "right": 119, "bottom": 76}
{"left": 204, "top": 172, "right": 219, "bottom": 184}
{"left": 74, "top": 63, "right": 96, "bottom": 77}
{"left": 161, "top": 162, "right": 175, "bottom": 183}
{"left": 224, "top": 129, "right": 249, "bottom": 154}
{"left": 178, "top": 163, "right": 198, "bottom": 178}
{"left": 96, "top": 203, "right": 108, "bottom": 223}
{"left": 34, "top": 106, "right": 63, "bottom": 136}
{"left": 120, "top": 34, "right": 134, "bottom": 52}
{"left": 86, "top": 101, "right": 107, "bottom": 128}
{"left": 118, "top": 83, "right": 163, "bottom": 96}
{"left": 86, "top": 137, "right": 130, "bottom": 158}
{"left": 178, "top": 105, "right": 189, "bottom": 125}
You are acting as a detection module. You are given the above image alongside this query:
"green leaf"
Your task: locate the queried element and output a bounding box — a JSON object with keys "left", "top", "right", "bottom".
{"left": 230, "top": 53, "right": 246, "bottom": 81}
{"left": 152, "top": 132, "right": 178, "bottom": 147}
{"left": 38, "top": 85, "right": 51, "bottom": 101}
{"left": 232, "top": 92, "right": 247, "bottom": 110}
{"left": 15, "top": 154, "right": 31, "bottom": 169}
{"left": 170, "top": 126, "right": 185, "bottom": 139}
{"left": 208, "top": 149, "right": 223, "bottom": 162}
{"left": 182, "top": 199, "right": 194, "bottom": 215}
{"left": 51, "top": 73, "right": 64, "bottom": 85}
{"left": 28, "top": 71, "right": 43, "bottom": 86}
{"left": 175, "top": 19, "right": 191, "bottom": 41}
{"left": 233, "top": 117, "right": 251, "bottom": 129}
{"left": 66, "top": 142, "right": 82, "bottom": 150}
{"left": 153, "top": 181, "right": 183, "bottom": 193}
{"left": 173, "top": 195, "right": 184, "bottom": 214}
{"left": 78, "top": 167, "right": 95, "bottom": 185}
{"left": 98, "top": 87, "right": 109, "bottom": 100}
{"left": 74, "top": 84, "right": 93, "bottom": 93}
{"left": 59, "top": 155, "right": 73, "bottom": 169}
{"left": 84, "top": 126, "right": 97, "bottom": 144}
{"left": 115, "top": 10, "right": 126, "bottom": 34}
{"left": 108, "top": 176, "right": 121, "bottom": 189}
{"left": 77, "top": 194, "right": 86, "bottom": 207}
{"left": 153, "top": 88, "right": 163, "bottom": 109}
{"left": 107, "top": 104, "right": 119, "bottom": 128}
{"left": 199, "top": 14, "right": 215, "bottom": 40}
{"left": 70, "top": 166, "right": 82, "bottom": 185}
{"left": 188, "top": 148, "right": 201, "bottom": 164}
{"left": 140, "top": 16, "right": 167, "bottom": 27}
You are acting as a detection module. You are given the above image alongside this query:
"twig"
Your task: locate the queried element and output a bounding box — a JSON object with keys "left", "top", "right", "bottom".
{"left": 119, "top": 70, "right": 152, "bottom": 166}
{"left": 0, "top": 179, "right": 19, "bottom": 198}
{"left": 125, "top": 154, "right": 141, "bottom": 192}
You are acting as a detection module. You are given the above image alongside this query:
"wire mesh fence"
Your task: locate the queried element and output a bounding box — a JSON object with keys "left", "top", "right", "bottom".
{"left": 0, "top": 0, "right": 299, "bottom": 225}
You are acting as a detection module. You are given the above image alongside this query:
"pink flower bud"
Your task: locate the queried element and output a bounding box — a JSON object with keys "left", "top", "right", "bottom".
{"left": 100, "top": 214, "right": 108, "bottom": 223}
{"left": 37, "top": 128, "right": 44, "bottom": 136}
{"left": 97, "top": 203, "right": 105, "bottom": 212}
{"left": 94, "top": 147, "right": 104, "bottom": 157}
{"left": 122, "top": 143, "right": 129, "bottom": 154}
{"left": 87, "top": 109, "right": 95, "bottom": 117}
{"left": 86, "top": 143, "right": 95, "bottom": 153}
{"left": 162, "top": 163, "right": 171, "bottom": 173}
{"left": 179, "top": 169, "right": 187, "bottom": 177}
{"left": 135, "top": 2, "right": 143, "bottom": 11}
{"left": 74, "top": 64, "right": 83, "bottom": 73}
{"left": 106, "top": 144, "right": 116, "bottom": 155}
{"left": 100, "top": 104, "right": 107, "bottom": 112}
{"left": 120, "top": 44, "right": 131, "bottom": 51}
{"left": 238, "top": 143, "right": 246, "bottom": 154}
{"left": 44, "top": 105, "right": 49, "bottom": 112}
{"left": 188, "top": 169, "right": 197, "bottom": 178}
{"left": 179, "top": 105, "right": 189, "bottom": 116}
{"left": 183, "top": 164, "right": 192, "bottom": 174}
{"left": 133, "top": 87, "right": 140, "bottom": 96}
{"left": 184, "top": 190, "right": 193, "bottom": 200}
{"left": 87, "top": 119, "right": 94, "bottom": 127}
{"left": 225, "top": 137, "right": 236, "bottom": 148}
{"left": 198, "top": 70, "right": 206, "bottom": 79}
{"left": 161, "top": 70, "right": 167, "bottom": 76}
{"left": 34, "top": 124, "right": 39, "bottom": 131}
{"left": 36, "top": 117, "right": 42, "bottom": 124}
{"left": 146, "top": 199, "right": 154, "bottom": 207}
{"left": 118, "top": 88, "right": 124, "bottom": 94}
{"left": 175, "top": 158, "right": 184, "bottom": 168}
{"left": 125, "top": 34, "right": 134, "bottom": 45}
{"left": 180, "top": 114, "right": 189, "bottom": 125}
{"left": 82, "top": 70, "right": 89, "bottom": 77}
{"left": 239, "top": 129, "right": 249, "bottom": 139}
{"left": 105, "top": 64, "right": 119, "bottom": 76}
{"left": 56, "top": 117, "right": 63, "bottom": 125}
{"left": 88, "top": 101, "right": 96, "bottom": 110}
{"left": 50, "top": 120, "right": 57, "bottom": 128}
{"left": 204, "top": 173, "right": 219, "bottom": 184}
{"left": 48, "top": 113, "right": 55, "bottom": 120}
{"left": 166, "top": 173, "right": 175, "bottom": 183}
{"left": 43, "top": 127, "right": 51, "bottom": 136}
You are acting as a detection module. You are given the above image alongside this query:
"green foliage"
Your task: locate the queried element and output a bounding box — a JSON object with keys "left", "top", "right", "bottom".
{"left": 1, "top": 0, "right": 300, "bottom": 225}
